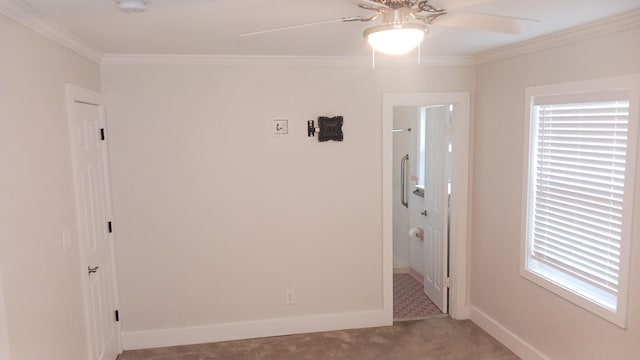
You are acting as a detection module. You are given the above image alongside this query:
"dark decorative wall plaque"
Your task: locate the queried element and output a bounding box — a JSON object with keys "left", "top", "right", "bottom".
{"left": 317, "top": 116, "right": 344, "bottom": 142}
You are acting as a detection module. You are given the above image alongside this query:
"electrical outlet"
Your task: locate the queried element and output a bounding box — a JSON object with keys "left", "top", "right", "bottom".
{"left": 285, "top": 289, "right": 295, "bottom": 305}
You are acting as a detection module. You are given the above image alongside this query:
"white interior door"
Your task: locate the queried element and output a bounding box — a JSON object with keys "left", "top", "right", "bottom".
{"left": 421, "top": 105, "right": 449, "bottom": 313}
{"left": 69, "top": 99, "right": 120, "bottom": 360}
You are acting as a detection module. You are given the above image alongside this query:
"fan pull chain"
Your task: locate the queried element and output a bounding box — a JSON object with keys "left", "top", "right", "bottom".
{"left": 372, "top": 48, "right": 376, "bottom": 69}
{"left": 418, "top": 43, "right": 421, "bottom": 65}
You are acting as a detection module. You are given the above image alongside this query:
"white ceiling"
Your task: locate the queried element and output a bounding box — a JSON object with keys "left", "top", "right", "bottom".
{"left": 14, "top": 0, "right": 640, "bottom": 57}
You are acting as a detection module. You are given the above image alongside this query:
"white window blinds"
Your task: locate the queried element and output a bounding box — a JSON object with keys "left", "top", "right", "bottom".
{"left": 523, "top": 77, "right": 639, "bottom": 328}
{"left": 530, "top": 98, "right": 630, "bottom": 309}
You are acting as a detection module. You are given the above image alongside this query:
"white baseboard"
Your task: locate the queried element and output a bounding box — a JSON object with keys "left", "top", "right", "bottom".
{"left": 470, "top": 306, "right": 550, "bottom": 360}
{"left": 122, "top": 310, "right": 388, "bottom": 350}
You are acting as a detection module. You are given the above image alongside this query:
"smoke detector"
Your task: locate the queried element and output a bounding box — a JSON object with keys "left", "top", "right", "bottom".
{"left": 117, "top": 0, "right": 148, "bottom": 13}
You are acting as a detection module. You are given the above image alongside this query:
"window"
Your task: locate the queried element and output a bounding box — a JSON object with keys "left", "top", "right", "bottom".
{"left": 522, "top": 76, "right": 639, "bottom": 328}
{"left": 417, "top": 105, "right": 454, "bottom": 190}
{"left": 417, "top": 107, "right": 427, "bottom": 189}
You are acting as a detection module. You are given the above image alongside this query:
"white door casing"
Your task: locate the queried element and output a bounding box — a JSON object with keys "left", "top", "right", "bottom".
{"left": 66, "top": 85, "right": 121, "bottom": 360}
{"left": 382, "top": 92, "right": 471, "bottom": 323}
{"left": 421, "top": 105, "right": 449, "bottom": 312}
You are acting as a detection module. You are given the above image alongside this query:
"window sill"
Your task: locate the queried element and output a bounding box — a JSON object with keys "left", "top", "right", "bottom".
{"left": 521, "top": 259, "right": 626, "bottom": 328}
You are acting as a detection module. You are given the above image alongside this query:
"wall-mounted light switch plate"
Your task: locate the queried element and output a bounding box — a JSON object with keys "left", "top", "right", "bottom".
{"left": 273, "top": 119, "right": 288, "bottom": 136}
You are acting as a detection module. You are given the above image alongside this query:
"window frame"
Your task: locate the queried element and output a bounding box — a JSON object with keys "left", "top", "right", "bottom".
{"left": 416, "top": 106, "right": 427, "bottom": 190}
{"left": 521, "top": 75, "right": 640, "bottom": 328}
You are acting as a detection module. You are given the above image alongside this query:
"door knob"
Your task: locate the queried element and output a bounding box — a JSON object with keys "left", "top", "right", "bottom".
{"left": 88, "top": 266, "right": 99, "bottom": 275}
{"left": 421, "top": 210, "right": 428, "bottom": 217}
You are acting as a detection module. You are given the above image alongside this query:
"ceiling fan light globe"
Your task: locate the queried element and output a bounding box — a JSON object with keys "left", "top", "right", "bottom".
{"left": 366, "top": 27, "right": 425, "bottom": 55}
{"left": 117, "top": 0, "right": 148, "bottom": 13}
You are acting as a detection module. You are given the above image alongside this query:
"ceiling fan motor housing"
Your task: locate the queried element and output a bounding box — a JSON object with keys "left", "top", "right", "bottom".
{"left": 385, "top": 7, "right": 416, "bottom": 26}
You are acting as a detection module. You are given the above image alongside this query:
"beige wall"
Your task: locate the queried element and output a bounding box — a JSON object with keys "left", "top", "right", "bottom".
{"left": 472, "top": 28, "right": 640, "bottom": 359}
{"left": 0, "top": 14, "right": 100, "bottom": 360}
{"left": 0, "top": 270, "right": 9, "bottom": 360}
{"left": 101, "top": 63, "right": 474, "bottom": 336}
{"left": 8, "top": 6, "right": 638, "bottom": 358}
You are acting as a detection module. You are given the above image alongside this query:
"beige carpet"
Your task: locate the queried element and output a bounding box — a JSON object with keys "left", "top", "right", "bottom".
{"left": 117, "top": 317, "right": 519, "bottom": 360}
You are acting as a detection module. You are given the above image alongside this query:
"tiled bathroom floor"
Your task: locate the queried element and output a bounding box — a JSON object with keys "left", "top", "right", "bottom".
{"left": 393, "top": 273, "right": 442, "bottom": 320}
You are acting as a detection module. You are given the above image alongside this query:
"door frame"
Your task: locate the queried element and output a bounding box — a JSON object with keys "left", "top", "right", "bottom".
{"left": 382, "top": 92, "right": 471, "bottom": 323}
{"left": 65, "top": 84, "right": 123, "bottom": 357}
{"left": 0, "top": 269, "right": 10, "bottom": 360}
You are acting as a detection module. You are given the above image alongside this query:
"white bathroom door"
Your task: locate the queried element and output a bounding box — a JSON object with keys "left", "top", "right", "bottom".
{"left": 421, "top": 106, "right": 449, "bottom": 313}
{"left": 69, "top": 99, "right": 120, "bottom": 360}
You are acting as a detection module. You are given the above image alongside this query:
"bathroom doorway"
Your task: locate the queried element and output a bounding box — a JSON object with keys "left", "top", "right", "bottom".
{"left": 382, "top": 93, "right": 471, "bottom": 324}
{"left": 392, "top": 104, "right": 452, "bottom": 320}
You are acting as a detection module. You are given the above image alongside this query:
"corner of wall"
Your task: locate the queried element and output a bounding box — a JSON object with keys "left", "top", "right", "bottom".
{"left": 0, "top": 269, "right": 11, "bottom": 360}
{"left": 470, "top": 306, "right": 549, "bottom": 360}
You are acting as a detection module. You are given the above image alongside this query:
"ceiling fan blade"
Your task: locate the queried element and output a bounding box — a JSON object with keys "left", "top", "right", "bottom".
{"left": 240, "top": 17, "right": 362, "bottom": 37}
{"left": 433, "top": 0, "right": 499, "bottom": 11}
{"left": 434, "top": 12, "right": 540, "bottom": 34}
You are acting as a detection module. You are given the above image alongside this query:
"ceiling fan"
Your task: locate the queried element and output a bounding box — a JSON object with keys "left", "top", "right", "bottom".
{"left": 240, "top": 0, "right": 539, "bottom": 55}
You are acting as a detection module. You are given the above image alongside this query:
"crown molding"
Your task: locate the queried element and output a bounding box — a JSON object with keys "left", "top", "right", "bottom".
{"left": 0, "top": 0, "right": 101, "bottom": 63}
{"left": 475, "top": 9, "right": 640, "bottom": 65}
{"left": 2, "top": 0, "right": 638, "bottom": 68}
{"left": 101, "top": 53, "right": 475, "bottom": 67}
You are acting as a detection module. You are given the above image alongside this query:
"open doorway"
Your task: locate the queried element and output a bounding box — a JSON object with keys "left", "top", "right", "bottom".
{"left": 382, "top": 93, "right": 471, "bottom": 324}
{"left": 392, "top": 104, "right": 453, "bottom": 320}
